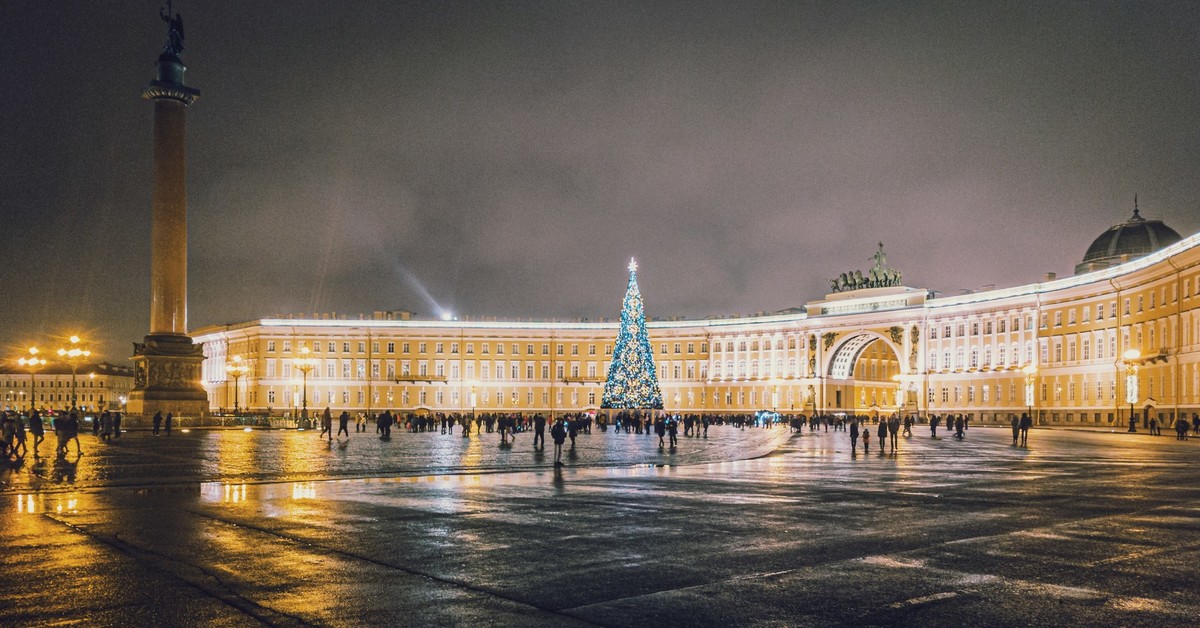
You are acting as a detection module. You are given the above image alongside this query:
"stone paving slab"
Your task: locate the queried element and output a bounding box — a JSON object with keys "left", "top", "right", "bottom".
{"left": 2, "top": 426, "right": 1199, "bottom": 626}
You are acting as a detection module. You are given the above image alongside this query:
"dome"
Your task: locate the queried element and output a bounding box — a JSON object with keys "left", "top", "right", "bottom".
{"left": 1075, "top": 205, "right": 1182, "bottom": 274}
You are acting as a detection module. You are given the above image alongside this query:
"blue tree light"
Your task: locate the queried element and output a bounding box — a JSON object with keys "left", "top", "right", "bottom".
{"left": 602, "top": 258, "right": 664, "bottom": 409}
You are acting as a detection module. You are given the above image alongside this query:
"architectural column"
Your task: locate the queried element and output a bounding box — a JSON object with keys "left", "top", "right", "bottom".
{"left": 127, "top": 10, "right": 209, "bottom": 418}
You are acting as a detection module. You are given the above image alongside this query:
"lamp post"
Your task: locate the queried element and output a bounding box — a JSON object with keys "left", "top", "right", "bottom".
{"left": 56, "top": 336, "right": 90, "bottom": 411}
{"left": 17, "top": 347, "right": 47, "bottom": 413}
{"left": 1122, "top": 349, "right": 1141, "bottom": 432}
{"left": 1022, "top": 364, "right": 1037, "bottom": 422}
{"left": 294, "top": 346, "right": 317, "bottom": 420}
{"left": 226, "top": 355, "right": 249, "bottom": 414}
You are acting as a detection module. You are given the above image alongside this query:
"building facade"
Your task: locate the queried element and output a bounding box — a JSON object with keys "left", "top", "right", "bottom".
{"left": 0, "top": 363, "right": 135, "bottom": 414}
{"left": 192, "top": 216, "right": 1200, "bottom": 426}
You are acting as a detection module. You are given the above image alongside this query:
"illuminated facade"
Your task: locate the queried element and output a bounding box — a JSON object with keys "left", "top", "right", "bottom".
{"left": 192, "top": 216, "right": 1200, "bottom": 426}
{"left": 0, "top": 363, "right": 135, "bottom": 414}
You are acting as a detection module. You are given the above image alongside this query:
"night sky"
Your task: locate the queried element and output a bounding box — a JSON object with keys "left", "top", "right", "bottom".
{"left": 3, "top": 1, "right": 1200, "bottom": 363}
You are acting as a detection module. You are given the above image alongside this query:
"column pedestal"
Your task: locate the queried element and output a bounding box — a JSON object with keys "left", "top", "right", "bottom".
{"left": 127, "top": 334, "right": 208, "bottom": 417}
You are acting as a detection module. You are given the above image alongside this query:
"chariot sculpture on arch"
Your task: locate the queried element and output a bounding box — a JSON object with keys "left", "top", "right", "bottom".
{"left": 829, "top": 241, "right": 904, "bottom": 293}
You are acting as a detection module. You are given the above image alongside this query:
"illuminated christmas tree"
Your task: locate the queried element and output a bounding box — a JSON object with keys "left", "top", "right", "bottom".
{"left": 602, "top": 258, "right": 664, "bottom": 409}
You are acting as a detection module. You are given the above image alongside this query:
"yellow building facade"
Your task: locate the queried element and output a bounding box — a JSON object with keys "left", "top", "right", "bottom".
{"left": 192, "top": 219, "right": 1200, "bottom": 427}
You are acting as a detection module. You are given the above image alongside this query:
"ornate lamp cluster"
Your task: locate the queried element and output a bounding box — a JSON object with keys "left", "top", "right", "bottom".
{"left": 10, "top": 335, "right": 96, "bottom": 413}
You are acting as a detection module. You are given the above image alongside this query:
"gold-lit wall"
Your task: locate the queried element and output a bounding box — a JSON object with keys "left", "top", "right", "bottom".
{"left": 193, "top": 232, "right": 1200, "bottom": 424}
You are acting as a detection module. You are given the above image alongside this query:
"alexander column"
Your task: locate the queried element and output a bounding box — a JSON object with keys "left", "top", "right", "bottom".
{"left": 127, "top": 4, "right": 209, "bottom": 418}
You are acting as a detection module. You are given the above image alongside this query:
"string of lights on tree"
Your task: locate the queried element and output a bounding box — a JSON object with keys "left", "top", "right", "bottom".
{"left": 601, "top": 258, "right": 664, "bottom": 410}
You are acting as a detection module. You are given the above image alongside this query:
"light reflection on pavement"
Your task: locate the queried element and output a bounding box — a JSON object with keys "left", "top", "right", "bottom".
{"left": 3, "top": 426, "right": 1200, "bottom": 626}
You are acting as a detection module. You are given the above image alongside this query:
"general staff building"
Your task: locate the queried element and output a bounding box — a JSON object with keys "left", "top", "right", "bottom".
{"left": 193, "top": 210, "right": 1200, "bottom": 427}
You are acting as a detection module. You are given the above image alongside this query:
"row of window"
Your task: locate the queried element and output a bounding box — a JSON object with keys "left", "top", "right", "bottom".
{"left": 928, "top": 344, "right": 1034, "bottom": 371}
{"left": 264, "top": 339, "right": 621, "bottom": 357}
{"left": 0, "top": 379, "right": 108, "bottom": 388}
{"left": 929, "top": 316, "right": 1031, "bottom": 340}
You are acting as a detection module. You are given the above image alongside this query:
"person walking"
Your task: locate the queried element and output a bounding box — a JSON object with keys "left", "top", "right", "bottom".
{"left": 12, "top": 414, "right": 28, "bottom": 458}
{"left": 1011, "top": 415, "right": 1021, "bottom": 445}
{"left": 888, "top": 415, "right": 900, "bottom": 450}
{"left": 902, "top": 415, "right": 913, "bottom": 438}
{"left": 54, "top": 412, "right": 68, "bottom": 457}
{"left": 654, "top": 416, "right": 666, "bottom": 448}
{"left": 849, "top": 418, "right": 859, "bottom": 452}
{"left": 954, "top": 415, "right": 965, "bottom": 439}
{"left": 1019, "top": 412, "right": 1033, "bottom": 447}
{"left": 551, "top": 418, "right": 567, "bottom": 466}
{"left": 533, "top": 414, "right": 546, "bottom": 450}
{"left": 29, "top": 410, "right": 44, "bottom": 458}
{"left": 164, "top": 412, "right": 173, "bottom": 436}
{"left": 112, "top": 411, "right": 122, "bottom": 439}
{"left": 337, "top": 410, "right": 350, "bottom": 438}
{"left": 668, "top": 416, "right": 679, "bottom": 448}
{"left": 877, "top": 419, "right": 888, "bottom": 451}
{"left": 1, "top": 413, "right": 15, "bottom": 460}
{"left": 66, "top": 411, "right": 83, "bottom": 455}
{"left": 319, "top": 407, "right": 332, "bottom": 441}
{"left": 862, "top": 424, "right": 871, "bottom": 453}
{"left": 930, "top": 415, "right": 940, "bottom": 438}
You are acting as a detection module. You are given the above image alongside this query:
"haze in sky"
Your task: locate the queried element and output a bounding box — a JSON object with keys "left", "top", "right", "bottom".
{"left": 2, "top": 1, "right": 1198, "bottom": 361}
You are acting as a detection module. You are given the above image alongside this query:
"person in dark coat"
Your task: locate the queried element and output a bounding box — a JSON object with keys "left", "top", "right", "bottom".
{"left": 1011, "top": 415, "right": 1021, "bottom": 445}
{"left": 337, "top": 410, "right": 350, "bottom": 438}
{"left": 29, "top": 410, "right": 45, "bottom": 457}
{"left": 152, "top": 411, "right": 163, "bottom": 435}
{"left": 1019, "top": 413, "right": 1033, "bottom": 447}
{"left": 551, "top": 418, "right": 567, "bottom": 465}
{"left": 533, "top": 414, "right": 546, "bottom": 450}
{"left": 849, "top": 418, "right": 859, "bottom": 452}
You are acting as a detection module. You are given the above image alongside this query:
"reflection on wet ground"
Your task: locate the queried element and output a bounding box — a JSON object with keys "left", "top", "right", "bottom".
{"left": 3, "top": 426, "right": 1200, "bottom": 626}
{"left": 1, "top": 425, "right": 792, "bottom": 492}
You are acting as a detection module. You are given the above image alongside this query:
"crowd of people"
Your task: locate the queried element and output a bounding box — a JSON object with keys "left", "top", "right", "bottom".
{"left": 0, "top": 408, "right": 120, "bottom": 461}
{"left": 5, "top": 406, "right": 1200, "bottom": 468}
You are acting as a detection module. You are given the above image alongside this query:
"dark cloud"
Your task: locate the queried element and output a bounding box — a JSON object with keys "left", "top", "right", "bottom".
{"left": 2, "top": 1, "right": 1199, "bottom": 361}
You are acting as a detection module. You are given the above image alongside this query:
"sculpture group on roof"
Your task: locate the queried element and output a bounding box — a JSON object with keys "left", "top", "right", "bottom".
{"left": 830, "top": 242, "right": 903, "bottom": 293}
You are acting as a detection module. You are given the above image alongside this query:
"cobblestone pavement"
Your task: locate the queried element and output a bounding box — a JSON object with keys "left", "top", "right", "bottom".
{"left": 3, "top": 426, "right": 1198, "bottom": 626}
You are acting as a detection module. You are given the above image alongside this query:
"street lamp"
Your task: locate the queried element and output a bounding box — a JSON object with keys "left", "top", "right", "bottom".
{"left": 1022, "top": 364, "right": 1037, "bottom": 422}
{"left": 56, "top": 336, "right": 90, "bottom": 411}
{"left": 1122, "top": 349, "right": 1141, "bottom": 432}
{"left": 226, "top": 355, "right": 249, "bottom": 414}
{"left": 17, "top": 347, "right": 47, "bottom": 413}
{"left": 891, "top": 374, "right": 903, "bottom": 416}
{"left": 294, "top": 346, "right": 317, "bottom": 420}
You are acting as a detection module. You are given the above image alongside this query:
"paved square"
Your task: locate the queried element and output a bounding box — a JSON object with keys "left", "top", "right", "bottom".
{"left": 3, "top": 425, "right": 1199, "bottom": 626}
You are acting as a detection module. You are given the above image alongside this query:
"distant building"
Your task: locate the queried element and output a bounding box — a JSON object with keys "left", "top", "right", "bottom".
{"left": 0, "top": 363, "right": 134, "bottom": 414}
{"left": 192, "top": 210, "right": 1199, "bottom": 427}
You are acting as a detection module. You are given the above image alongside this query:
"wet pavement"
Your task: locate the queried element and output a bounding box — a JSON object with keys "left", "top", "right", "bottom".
{"left": 3, "top": 425, "right": 1199, "bottom": 626}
